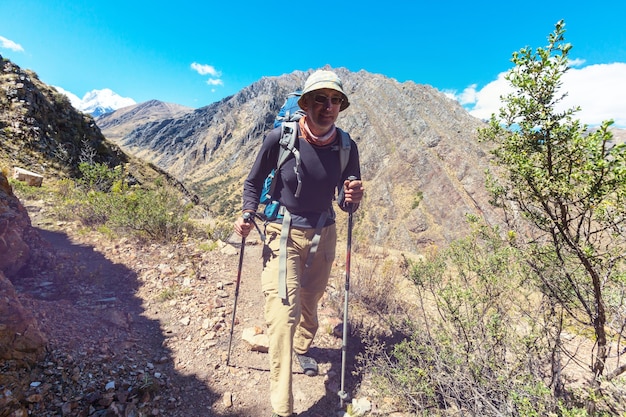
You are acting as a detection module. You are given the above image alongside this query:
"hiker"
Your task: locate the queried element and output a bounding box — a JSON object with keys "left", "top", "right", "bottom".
{"left": 234, "top": 69, "right": 364, "bottom": 417}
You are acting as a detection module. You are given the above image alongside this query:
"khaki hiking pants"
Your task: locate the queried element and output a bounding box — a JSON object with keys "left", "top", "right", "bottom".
{"left": 261, "top": 221, "right": 337, "bottom": 416}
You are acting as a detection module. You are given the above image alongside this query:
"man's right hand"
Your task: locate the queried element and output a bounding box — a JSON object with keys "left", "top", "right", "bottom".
{"left": 233, "top": 213, "right": 253, "bottom": 238}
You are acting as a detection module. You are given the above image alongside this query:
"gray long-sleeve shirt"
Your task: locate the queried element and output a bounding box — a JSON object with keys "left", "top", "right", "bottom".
{"left": 242, "top": 125, "right": 361, "bottom": 228}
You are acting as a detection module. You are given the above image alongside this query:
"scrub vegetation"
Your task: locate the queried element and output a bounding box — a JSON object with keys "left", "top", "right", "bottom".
{"left": 346, "top": 21, "right": 626, "bottom": 416}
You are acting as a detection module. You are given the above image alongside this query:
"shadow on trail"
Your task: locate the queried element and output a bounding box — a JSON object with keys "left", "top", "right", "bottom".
{"left": 22, "top": 227, "right": 254, "bottom": 416}
{"left": 299, "top": 339, "right": 365, "bottom": 416}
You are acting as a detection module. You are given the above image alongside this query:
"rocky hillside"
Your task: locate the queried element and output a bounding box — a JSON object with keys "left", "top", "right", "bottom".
{"left": 0, "top": 55, "right": 126, "bottom": 177}
{"left": 0, "top": 55, "right": 198, "bottom": 202}
{"left": 99, "top": 67, "right": 503, "bottom": 253}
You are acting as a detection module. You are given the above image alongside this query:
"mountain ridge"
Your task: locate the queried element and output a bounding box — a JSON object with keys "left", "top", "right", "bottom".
{"left": 98, "top": 67, "right": 504, "bottom": 253}
{"left": 96, "top": 99, "right": 193, "bottom": 143}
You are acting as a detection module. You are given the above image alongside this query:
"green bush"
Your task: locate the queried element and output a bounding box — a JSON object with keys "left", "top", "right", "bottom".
{"left": 362, "top": 218, "right": 562, "bottom": 416}
{"left": 106, "top": 187, "right": 193, "bottom": 242}
{"left": 49, "top": 163, "right": 197, "bottom": 243}
{"left": 78, "top": 162, "right": 123, "bottom": 192}
{"left": 76, "top": 191, "right": 112, "bottom": 226}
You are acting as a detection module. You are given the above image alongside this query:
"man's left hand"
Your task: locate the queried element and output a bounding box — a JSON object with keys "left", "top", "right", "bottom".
{"left": 343, "top": 179, "right": 364, "bottom": 205}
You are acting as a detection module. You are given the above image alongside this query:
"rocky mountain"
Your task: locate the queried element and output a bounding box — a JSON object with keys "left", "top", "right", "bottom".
{"left": 96, "top": 99, "right": 193, "bottom": 143}
{"left": 98, "top": 67, "right": 502, "bottom": 253}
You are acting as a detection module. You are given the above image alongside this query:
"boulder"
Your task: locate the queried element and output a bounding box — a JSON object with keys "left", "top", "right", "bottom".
{"left": 0, "top": 269, "right": 47, "bottom": 363}
{"left": 0, "top": 172, "right": 33, "bottom": 277}
{"left": 13, "top": 166, "right": 44, "bottom": 187}
{"left": 241, "top": 326, "right": 269, "bottom": 353}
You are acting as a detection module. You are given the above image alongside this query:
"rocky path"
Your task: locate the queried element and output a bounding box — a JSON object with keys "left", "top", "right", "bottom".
{"left": 15, "top": 199, "right": 371, "bottom": 416}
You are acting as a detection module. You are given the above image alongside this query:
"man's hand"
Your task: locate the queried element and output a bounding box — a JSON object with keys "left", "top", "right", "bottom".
{"left": 343, "top": 178, "right": 364, "bottom": 205}
{"left": 233, "top": 213, "right": 253, "bottom": 237}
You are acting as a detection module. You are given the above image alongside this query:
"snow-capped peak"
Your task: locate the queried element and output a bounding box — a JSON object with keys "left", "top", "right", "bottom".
{"left": 54, "top": 86, "right": 136, "bottom": 117}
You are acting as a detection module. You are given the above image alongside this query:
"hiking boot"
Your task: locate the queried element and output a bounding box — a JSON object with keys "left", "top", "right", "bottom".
{"left": 295, "top": 353, "right": 318, "bottom": 377}
{"left": 271, "top": 413, "right": 296, "bottom": 417}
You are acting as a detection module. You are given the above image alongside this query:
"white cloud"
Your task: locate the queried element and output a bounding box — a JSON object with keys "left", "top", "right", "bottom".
{"left": 560, "top": 63, "right": 626, "bottom": 128}
{"left": 459, "top": 73, "right": 512, "bottom": 122}
{"left": 0, "top": 36, "right": 24, "bottom": 52}
{"left": 191, "top": 62, "right": 221, "bottom": 77}
{"left": 454, "top": 84, "right": 479, "bottom": 106}
{"left": 52, "top": 85, "right": 82, "bottom": 108}
{"left": 79, "top": 88, "right": 136, "bottom": 112}
{"left": 191, "top": 62, "right": 223, "bottom": 91}
{"left": 569, "top": 58, "right": 586, "bottom": 67}
{"left": 455, "top": 62, "right": 626, "bottom": 128}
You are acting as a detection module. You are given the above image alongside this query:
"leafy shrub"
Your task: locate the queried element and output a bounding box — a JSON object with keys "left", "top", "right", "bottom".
{"left": 75, "top": 190, "right": 112, "bottom": 226}
{"left": 78, "top": 162, "right": 123, "bottom": 192}
{"left": 106, "top": 187, "right": 193, "bottom": 242}
{"left": 54, "top": 178, "right": 77, "bottom": 199}
{"left": 361, "top": 218, "right": 563, "bottom": 416}
{"left": 49, "top": 163, "right": 197, "bottom": 243}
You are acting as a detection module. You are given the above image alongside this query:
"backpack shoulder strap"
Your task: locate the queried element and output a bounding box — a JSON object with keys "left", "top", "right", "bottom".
{"left": 271, "top": 121, "right": 302, "bottom": 198}
{"left": 337, "top": 128, "right": 351, "bottom": 175}
{"left": 277, "top": 121, "right": 299, "bottom": 168}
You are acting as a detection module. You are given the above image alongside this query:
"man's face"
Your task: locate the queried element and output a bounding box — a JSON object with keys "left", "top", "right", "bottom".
{"left": 300, "top": 88, "right": 343, "bottom": 135}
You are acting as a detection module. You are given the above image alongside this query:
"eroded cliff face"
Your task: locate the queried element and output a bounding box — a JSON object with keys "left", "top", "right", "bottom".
{"left": 0, "top": 172, "right": 47, "bottom": 364}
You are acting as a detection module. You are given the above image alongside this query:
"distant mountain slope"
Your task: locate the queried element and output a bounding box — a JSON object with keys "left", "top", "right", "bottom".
{"left": 99, "top": 67, "right": 504, "bottom": 252}
{"left": 96, "top": 100, "right": 193, "bottom": 144}
{"left": 6, "top": 53, "right": 625, "bottom": 254}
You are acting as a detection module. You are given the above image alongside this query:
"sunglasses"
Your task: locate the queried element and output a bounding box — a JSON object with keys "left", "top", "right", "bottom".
{"left": 313, "top": 94, "right": 344, "bottom": 106}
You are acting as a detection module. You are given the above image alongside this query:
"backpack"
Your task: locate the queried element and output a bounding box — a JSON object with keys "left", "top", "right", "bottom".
{"left": 260, "top": 91, "right": 351, "bottom": 221}
{"left": 273, "top": 90, "right": 304, "bottom": 128}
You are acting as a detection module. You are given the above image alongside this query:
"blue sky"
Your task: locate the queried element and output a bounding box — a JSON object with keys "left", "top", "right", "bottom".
{"left": 1, "top": 0, "right": 625, "bottom": 127}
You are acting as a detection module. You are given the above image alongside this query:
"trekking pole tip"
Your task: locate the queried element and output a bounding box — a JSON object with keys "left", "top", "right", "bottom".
{"left": 338, "top": 390, "right": 350, "bottom": 409}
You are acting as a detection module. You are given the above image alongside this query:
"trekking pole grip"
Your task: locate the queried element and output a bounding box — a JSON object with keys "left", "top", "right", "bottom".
{"left": 236, "top": 212, "right": 251, "bottom": 292}
{"left": 346, "top": 176, "right": 357, "bottom": 211}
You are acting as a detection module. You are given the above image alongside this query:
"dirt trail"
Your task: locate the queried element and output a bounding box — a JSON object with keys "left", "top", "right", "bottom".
{"left": 18, "top": 199, "right": 366, "bottom": 417}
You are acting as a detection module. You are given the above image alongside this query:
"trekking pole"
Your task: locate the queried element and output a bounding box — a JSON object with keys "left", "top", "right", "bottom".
{"left": 226, "top": 212, "right": 251, "bottom": 367}
{"left": 339, "top": 176, "right": 357, "bottom": 409}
